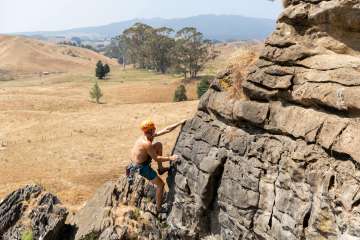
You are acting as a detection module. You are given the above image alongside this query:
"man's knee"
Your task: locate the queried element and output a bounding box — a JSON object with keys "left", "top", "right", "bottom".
{"left": 152, "top": 177, "right": 165, "bottom": 188}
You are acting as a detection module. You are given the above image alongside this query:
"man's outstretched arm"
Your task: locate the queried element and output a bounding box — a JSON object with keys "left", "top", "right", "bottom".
{"left": 155, "top": 119, "right": 187, "bottom": 137}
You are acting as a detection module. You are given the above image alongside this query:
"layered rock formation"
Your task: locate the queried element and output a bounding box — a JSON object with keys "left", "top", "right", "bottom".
{"left": 0, "top": 185, "right": 67, "bottom": 240}
{"left": 68, "top": 175, "right": 165, "bottom": 240}
{"left": 0, "top": 178, "right": 165, "bottom": 240}
{"left": 165, "top": 0, "right": 360, "bottom": 239}
{"left": 3, "top": 1, "right": 360, "bottom": 240}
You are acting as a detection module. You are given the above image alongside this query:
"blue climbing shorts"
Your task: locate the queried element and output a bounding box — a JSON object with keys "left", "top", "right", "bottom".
{"left": 139, "top": 164, "right": 158, "bottom": 181}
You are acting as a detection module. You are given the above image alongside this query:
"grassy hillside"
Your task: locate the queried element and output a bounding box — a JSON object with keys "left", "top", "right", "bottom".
{"left": 0, "top": 38, "right": 261, "bottom": 209}
{"left": 0, "top": 35, "right": 117, "bottom": 78}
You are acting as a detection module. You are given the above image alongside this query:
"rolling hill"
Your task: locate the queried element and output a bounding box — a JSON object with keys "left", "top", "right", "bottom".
{"left": 0, "top": 35, "right": 117, "bottom": 77}
{"left": 17, "top": 15, "right": 276, "bottom": 41}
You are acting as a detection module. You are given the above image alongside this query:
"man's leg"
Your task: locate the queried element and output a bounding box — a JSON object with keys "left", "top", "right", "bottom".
{"left": 153, "top": 142, "right": 169, "bottom": 175}
{"left": 151, "top": 176, "right": 165, "bottom": 211}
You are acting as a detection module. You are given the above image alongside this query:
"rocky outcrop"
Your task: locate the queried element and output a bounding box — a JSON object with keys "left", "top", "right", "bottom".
{"left": 165, "top": 0, "right": 360, "bottom": 239}
{"left": 3, "top": 1, "right": 360, "bottom": 240}
{"left": 0, "top": 178, "right": 167, "bottom": 240}
{"left": 0, "top": 185, "right": 67, "bottom": 240}
{"left": 68, "top": 175, "right": 167, "bottom": 240}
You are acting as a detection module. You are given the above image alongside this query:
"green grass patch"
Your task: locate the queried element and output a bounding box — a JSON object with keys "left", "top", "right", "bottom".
{"left": 21, "top": 230, "right": 33, "bottom": 240}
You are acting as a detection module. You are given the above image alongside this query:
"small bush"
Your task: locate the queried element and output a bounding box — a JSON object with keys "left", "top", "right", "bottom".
{"left": 95, "top": 61, "right": 106, "bottom": 79}
{"left": 173, "top": 84, "right": 188, "bottom": 102}
{"left": 103, "top": 64, "right": 110, "bottom": 76}
{"left": 133, "top": 208, "right": 141, "bottom": 221}
{"left": 90, "top": 81, "right": 103, "bottom": 104}
{"left": 197, "top": 77, "right": 210, "bottom": 98}
{"left": 80, "top": 232, "right": 100, "bottom": 240}
{"left": 21, "top": 231, "right": 33, "bottom": 240}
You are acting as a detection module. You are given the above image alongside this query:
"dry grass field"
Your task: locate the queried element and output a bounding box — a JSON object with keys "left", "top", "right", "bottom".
{"left": 0, "top": 68, "right": 198, "bottom": 209}
{"left": 0, "top": 35, "right": 199, "bottom": 209}
{"left": 0, "top": 35, "right": 116, "bottom": 77}
{"left": 0, "top": 35, "right": 259, "bottom": 210}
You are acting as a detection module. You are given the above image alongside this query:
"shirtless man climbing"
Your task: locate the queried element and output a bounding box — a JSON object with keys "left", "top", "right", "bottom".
{"left": 130, "top": 119, "right": 186, "bottom": 213}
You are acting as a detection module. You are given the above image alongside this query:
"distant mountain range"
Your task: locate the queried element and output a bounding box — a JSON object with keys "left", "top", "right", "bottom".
{"left": 17, "top": 15, "right": 277, "bottom": 42}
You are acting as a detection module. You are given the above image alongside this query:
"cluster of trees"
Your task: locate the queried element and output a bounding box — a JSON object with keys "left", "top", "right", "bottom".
{"left": 95, "top": 61, "right": 110, "bottom": 79}
{"left": 108, "top": 23, "right": 218, "bottom": 79}
{"left": 173, "top": 77, "right": 210, "bottom": 102}
{"left": 59, "top": 41, "right": 97, "bottom": 52}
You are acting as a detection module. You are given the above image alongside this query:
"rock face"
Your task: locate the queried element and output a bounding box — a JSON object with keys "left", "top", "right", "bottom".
{"left": 165, "top": 0, "right": 360, "bottom": 239}
{"left": 3, "top": 1, "right": 360, "bottom": 240}
{"left": 68, "top": 175, "right": 165, "bottom": 240}
{"left": 0, "top": 185, "right": 68, "bottom": 240}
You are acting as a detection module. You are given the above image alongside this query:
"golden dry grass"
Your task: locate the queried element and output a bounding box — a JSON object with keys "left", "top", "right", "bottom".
{"left": 0, "top": 35, "right": 116, "bottom": 77}
{"left": 223, "top": 42, "right": 263, "bottom": 99}
{"left": 0, "top": 36, "right": 260, "bottom": 210}
{"left": 204, "top": 41, "right": 262, "bottom": 75}
{"left": 227, "top": 42, "right": 263, "bottom": 76}
{"left": 0, "top": 66, "right": 198, "bottom": 208}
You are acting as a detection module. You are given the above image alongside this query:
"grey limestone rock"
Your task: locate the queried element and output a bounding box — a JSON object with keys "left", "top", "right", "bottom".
{"left": 0, "top": 184, "right": 67, "bottom": 240}
{"left": 164, "top": 0, "right": 360, "bottom": 239}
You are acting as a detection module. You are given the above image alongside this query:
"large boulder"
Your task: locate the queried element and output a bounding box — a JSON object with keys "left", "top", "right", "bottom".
{"left": 68, "top": 174, "right": 164, "bottom": 240}
{"left": 165, "top": 0, "right": 360, "bottom": 239}
{"left": 3, "top": 1, "right": 360, "bottom": 240}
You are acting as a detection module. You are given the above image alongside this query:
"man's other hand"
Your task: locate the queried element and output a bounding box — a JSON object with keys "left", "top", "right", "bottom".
{"left": 169, "top": 155, "right": 179, "bottom": 161}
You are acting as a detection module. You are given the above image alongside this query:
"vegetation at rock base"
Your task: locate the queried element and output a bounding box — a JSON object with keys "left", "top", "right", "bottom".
{"left": 174, "top": 84, "right": 188, "bottom": 102}
{"left": 89, "top": 81, "right": 103, "bottom": 104}
{"left": 21, "top": 230, "right": 33, "bottom": 240}
{"left": 197, "top": 77, "right": 210, "bottom": 98}
{"left": 133, "top": 208, "right": 141, "bottom": 221}
{"left": 80, "top": 232, "right": 100, "bottom": 240}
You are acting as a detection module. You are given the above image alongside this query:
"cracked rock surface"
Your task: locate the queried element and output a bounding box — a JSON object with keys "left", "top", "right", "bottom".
{"left": 0, "top": 185, "right": 68, "bottom": 240}
{"left": 165, "top": 0, "right": 360, "bottom": 239}
{"left": 2, "top": 1, "right": 360, "bottom": 239}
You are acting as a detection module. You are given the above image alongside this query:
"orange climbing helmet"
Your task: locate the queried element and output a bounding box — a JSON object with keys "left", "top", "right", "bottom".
{"left": 140, "top": 119, "right": 156, "bottom": 133}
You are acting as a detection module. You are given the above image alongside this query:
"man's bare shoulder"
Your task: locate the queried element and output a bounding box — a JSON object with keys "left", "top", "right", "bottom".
{"left": 136, "top": 137, "right": 152, "bottom": 148}
{"left": 142, "top": 140, "right": 153, "bottom": 149}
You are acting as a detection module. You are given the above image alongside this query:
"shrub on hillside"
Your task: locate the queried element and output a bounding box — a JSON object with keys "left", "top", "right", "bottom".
{"left": 173, "top": 85, "right": 188, "bottom": 102}
{"left": 90, "top": 81, "right": 103, "bottom": 104}
{"left": 104, "top": 64, "right": 110, "bottom": 76}
{"left": 95, "top": 61, "right": 106, "bottom": 79}
{"left": 197, "top": 77, "right": 210, "bottom": 98}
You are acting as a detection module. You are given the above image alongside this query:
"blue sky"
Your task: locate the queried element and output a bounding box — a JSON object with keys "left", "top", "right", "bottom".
{"left": 0, "top": 0, "right": 283, "bottom": 33}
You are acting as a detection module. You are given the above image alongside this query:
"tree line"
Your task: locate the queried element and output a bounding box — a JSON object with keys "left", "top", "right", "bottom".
{"left": 106, "top": 23, "right": 218, "bottom": 79}
{"left": 59, "top": 41, "right": 98, "bottom": 52}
